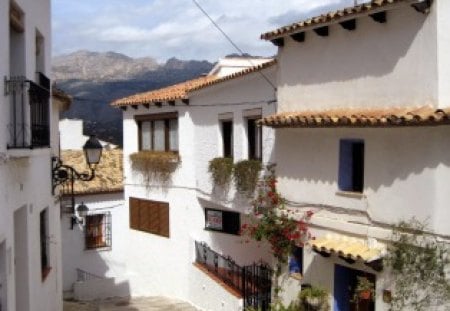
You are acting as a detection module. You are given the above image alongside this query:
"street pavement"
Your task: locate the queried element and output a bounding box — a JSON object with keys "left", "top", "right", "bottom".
{"left": 63, "top": 297, "right": 199, "bottom": 311}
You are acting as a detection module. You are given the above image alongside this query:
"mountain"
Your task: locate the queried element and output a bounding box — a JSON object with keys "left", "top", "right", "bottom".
{"left": 54, "top": 51, "right": 214, "bottom": 146}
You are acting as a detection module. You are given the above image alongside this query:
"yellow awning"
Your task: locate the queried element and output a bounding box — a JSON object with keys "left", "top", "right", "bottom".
{"left": 310, "top": 235, "right": 385, "bottom": 263}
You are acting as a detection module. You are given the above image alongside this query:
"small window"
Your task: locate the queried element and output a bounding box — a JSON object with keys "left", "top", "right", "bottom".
{"left": 338, "top": 139, "right": 365, "bottom": 192}
{"left": 129, "top": 197, "right": 170, "bottom": 238}
{"left": 289, "top": 246, "right": 303, "bottom": 275}
{"left": 221, "top": 120, "right": 233, "bottom": 158}
{"left": 204, "top": 208, "right": 240, "bottom": 235}
{"left": 247, "top": 117, "right": 262, "bottom": 161}
{"left": 136, "top": 113, "right": 178, "bottom": 152}
{"left": 40, "top": 208, "right": 51, "bottom": 280}
{"left": 85, "top": 213, "right": 112, "bottom": 250}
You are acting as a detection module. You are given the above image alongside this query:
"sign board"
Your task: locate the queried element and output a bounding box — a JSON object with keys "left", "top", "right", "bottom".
{"left": 205, "top": 210, "right": 223, "bottom": 230}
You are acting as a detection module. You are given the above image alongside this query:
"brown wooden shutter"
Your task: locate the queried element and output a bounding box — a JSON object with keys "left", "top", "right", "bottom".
{"left": 158, "top": 203, "right": 170, "bottom": 238}
{"left": 129, "top": 198, "right": 169, "bottom": 238}
{"left": 129, "top": 197, "right": 140, "bottom": 230}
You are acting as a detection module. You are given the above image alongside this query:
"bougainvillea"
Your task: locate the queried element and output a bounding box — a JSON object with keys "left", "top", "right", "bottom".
{"left": 241, "top": 164, "right": 314, "bottom": 268}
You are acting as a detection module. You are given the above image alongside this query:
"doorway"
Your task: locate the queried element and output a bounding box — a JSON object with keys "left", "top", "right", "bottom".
{"left": 334, "top": 264, "right": 375, "bottom": 311}
{"left": 14, "top": 205, "right": 30, "bottom": 311}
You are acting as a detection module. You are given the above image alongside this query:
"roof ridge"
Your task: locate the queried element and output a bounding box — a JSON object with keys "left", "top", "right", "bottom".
{"left": 261, "top": 0, "right": 418, "bottom": 41}
{"left": 111, "top": 59, "right": 276, "bottom": 107}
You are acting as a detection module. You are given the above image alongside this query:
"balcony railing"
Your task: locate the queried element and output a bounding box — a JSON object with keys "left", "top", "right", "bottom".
{"left": 5, "top": 73, "right": 50, "bottom": 149}
{"left": 195, "top": 241, "right": 272, "bottom": 311}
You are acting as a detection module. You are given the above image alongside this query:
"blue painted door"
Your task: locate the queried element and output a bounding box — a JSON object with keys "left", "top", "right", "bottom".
{"left": 334, "top": 264, "right": 351, "bottom": 311}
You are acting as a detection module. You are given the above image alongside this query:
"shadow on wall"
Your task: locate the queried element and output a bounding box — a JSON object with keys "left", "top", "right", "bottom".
{"left": 280, "top": 8, "right": 427, "bottom": 87}
{"left": 61, "top": 198, "right": 132, "bottom": 303}
{"left": 275, "top": 127, "right": 450, "bottom": 191}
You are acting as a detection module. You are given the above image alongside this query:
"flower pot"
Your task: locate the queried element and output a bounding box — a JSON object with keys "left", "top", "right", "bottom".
{"left": 305, "top": 296, "right": 322, "bottom": 308}
{"left": 358, "top": 290, "right": 371, "bottom": 300}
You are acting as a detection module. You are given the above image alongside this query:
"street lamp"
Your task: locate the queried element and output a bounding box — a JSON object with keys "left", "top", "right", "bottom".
{"left": 71, "top": 202, "right": 89, "bottom": 227}
{"left": 52, "top": 135, "right": 103, "bottom": 229}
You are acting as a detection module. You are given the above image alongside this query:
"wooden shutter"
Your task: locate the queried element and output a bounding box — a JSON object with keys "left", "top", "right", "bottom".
{"left": 129, "top": 197, "right": 140, "bottom": 230}
{"left": 129, "top": 197, "right": 169, "bottom": 238}
{"left": 158, "top": 203, "right": 170, "bottom": 238}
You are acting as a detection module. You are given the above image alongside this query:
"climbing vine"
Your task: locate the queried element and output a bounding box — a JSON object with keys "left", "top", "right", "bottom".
{"left": 385, "top": 218, "right": 450, "bottom": 311}
{"left": 241, "top": 164, "right": 314, "bottom": 274}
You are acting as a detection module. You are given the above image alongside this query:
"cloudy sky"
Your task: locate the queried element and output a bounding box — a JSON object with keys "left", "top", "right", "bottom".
{"left": 52, "top": 0, "right": 355, "bottom": 62}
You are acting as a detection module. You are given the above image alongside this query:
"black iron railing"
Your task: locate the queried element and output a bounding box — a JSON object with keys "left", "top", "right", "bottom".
{"left": 195, "top": 241, "right": 273, "bottom": 311}
{"left": 4, "top": 73, "right": 50, "bottom": 149}
{"left": 76, "top": 268, "right": 104, "bottom": 282}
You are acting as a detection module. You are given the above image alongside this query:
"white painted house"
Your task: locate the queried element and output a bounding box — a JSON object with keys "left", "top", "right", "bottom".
{"left": 0, "top": 0, "right": 69, "bottom": 310}
{"left": 259, "top": 0, "right": 450, "bottom": 310}
{"left": 110, "top": 58, "right": 277, "bottom": 310}
{"left": 59, "top": 119, "right": 118, "bottom": 150}
{"left": 59, "top": 148, "right": 124, "bottom": 300}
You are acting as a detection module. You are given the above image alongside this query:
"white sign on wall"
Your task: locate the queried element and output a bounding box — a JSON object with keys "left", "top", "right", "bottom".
{"left": 205, "top": 210, "right": 223, "bottom": 230}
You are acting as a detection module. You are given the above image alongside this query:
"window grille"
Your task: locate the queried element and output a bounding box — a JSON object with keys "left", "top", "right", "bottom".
{"left": 85, "top": 213, "right": 112, "bottom": 250}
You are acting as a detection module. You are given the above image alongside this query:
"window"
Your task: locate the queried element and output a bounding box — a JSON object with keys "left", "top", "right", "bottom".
{"left": 221, "top": 120, "right": 233, "bottom": 158}
{"left": 204, "top": 208, "right": 240, "bottom": 235}
{"left": 35, "top": 30, "right": 45, "bottom": 73}
{"left": 85, "top": 213, "right": 112, "bottom": 250}
{"left": 247, "top": 117, "right": 262, "bottom": 161}
{"left": 129, "top": 197, "right": 170, "bottom": 238}
{"left": 338, "top": 139, "right": 365, "bottom": 192}
{"left": 289, "top": 246, "right": 303, "bottom": 275}
{"left": 136, "top": 113, "right": 178, "bottom": 152}
{"left": 40, "top": 209, "right": 51, "bottom": 280}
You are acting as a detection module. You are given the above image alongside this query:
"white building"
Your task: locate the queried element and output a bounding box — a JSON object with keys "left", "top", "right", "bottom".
{"left": 59, "top": 119, "right": 118, "bottom": 150}
{"left": 0, "top": 0, "right": 68, "bottom": 310}
{"left": 59, "top": 148, "right": 124, "bottom": 300}
{"left": 108, "top": 58, "right": 277, "bottom": 310}
{"left": 259, "top": 0, "right": 450, "bottom": 310}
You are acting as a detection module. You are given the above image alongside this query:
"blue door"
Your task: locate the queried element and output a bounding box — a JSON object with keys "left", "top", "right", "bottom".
{"left": 334, "top": 264, "right": 375, "bottom": 311}
{"left": 334, "top": 264, "right": 351, "bottom": 311}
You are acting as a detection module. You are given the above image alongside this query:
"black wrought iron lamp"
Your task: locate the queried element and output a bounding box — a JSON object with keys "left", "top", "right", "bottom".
{"left": 52, "top": 135, "right": 103, "bottom": 228}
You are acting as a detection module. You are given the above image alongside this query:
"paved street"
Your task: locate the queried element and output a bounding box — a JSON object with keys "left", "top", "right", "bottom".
{"left": 64, "top": 297, "right": 199, "bottom": 311}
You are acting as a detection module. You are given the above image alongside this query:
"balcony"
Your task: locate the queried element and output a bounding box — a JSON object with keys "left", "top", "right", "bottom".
{"left": 5, "top": 73, "right": 50, "bottom": 149}
{"left": 194, "top": 241, "right": 273, "bottom": 311}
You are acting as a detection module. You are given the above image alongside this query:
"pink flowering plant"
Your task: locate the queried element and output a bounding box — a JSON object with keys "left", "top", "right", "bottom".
{"left": 241, "top": 164, "right": 314, "bottom": 269}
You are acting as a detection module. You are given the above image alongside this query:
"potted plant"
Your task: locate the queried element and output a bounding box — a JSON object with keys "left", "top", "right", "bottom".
{"left": 233, "top": 159, "right": 262, "bottom": 195}
{"left": 299, "top": 285, "right": 329, "bottom": 310}
{"left": 129, "top": 151, "right": 180, "bottom": 185}
{"left": 354, "top": 276, "right": 375, "bottom": 301}
{"left": 208, "top": 157, "right": 234, "bottom": 187}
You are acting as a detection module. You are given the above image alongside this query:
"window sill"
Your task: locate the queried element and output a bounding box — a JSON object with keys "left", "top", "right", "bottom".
{"left": 42, "top": 266, "right": 52, "bottom": 282}
{"left": 335, "top": 191, "right": 365, "bottom": 199}
{"left": 7, "top": 147, "right": 50, "bottom": 159}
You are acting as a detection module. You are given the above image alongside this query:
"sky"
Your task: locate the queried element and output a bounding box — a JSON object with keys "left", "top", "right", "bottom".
{"left": 52, "top": 0, "right": 355, "bottom": 62}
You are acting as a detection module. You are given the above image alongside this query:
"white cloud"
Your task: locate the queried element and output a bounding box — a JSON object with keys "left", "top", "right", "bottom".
{"left": 52, "top": 0, "right": 352, "bottom": 61}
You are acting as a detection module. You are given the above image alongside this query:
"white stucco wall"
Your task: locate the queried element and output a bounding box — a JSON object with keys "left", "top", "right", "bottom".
{"left": 59, "top": 119, "right": 118, "bottom": 150}
{"left": 61, "top": 192, "right": 125, "bottom": 293}
{"left": 277, "top": 3, "right": 439, "bottom": 111}
{"left": 275, "top": 126, "right": 450, "bottom": 237}
{"left": 0, "top": 0, "right": 62, "bottom": 310}
{"left": 118, "top": 66, "right": 277, "bottom": 309}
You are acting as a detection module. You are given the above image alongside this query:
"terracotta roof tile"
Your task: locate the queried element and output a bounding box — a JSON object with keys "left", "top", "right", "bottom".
{"left": 259, "top": 106, "right": 450, "bottom": 128}
{"left": 261, "top": 0, "right": 419, "bottom": 41}
{"left": 61, "top": 149, "right": 123, "bottom": 195}
{"left": 310, "top": 235, "right": 385, "bottom": 262}
{"left": 111, "top": 59, "right": 276, "bottom": 107}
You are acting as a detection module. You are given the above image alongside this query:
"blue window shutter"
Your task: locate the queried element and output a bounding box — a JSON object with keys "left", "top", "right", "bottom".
{"left": 339, "top": 140, "right": 353, "bottom": 191}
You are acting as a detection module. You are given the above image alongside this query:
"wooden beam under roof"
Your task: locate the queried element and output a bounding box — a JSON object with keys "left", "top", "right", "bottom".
{"left": 340, "top": 19, "right": 356, "bottom": 31}
{"left": 314, "top": 26, "right": 329, "bottom": 37}
{"left": 271, "top": 38, "right": 284, "bottom": 47}
{"left": 370, "top": 11, "right": 387, "bottom": 23}
{"left": 291, "top": 32, "right": 305, "bottom": 43}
